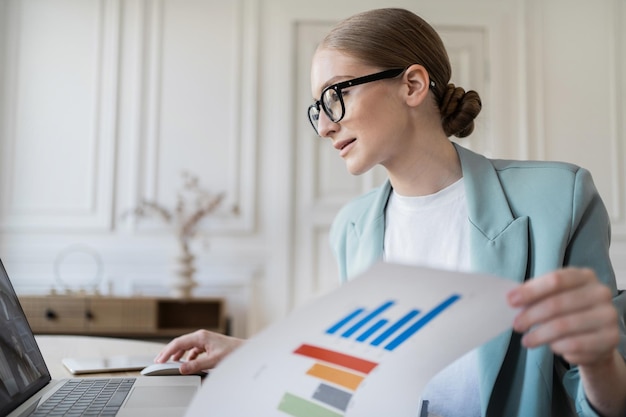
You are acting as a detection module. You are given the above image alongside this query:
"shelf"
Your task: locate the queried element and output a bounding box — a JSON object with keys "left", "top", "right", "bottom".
{"left": 18, "top": 295, "right": 226, "bottom": 338}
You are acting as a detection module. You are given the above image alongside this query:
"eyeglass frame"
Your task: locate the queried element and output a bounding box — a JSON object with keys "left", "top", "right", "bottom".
{"left": 307, "top": 67, "right": 406, "bottom": 135}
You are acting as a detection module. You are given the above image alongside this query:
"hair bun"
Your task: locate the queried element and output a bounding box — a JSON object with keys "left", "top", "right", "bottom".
{"left": 439, "top": 84, "right": 482, "bottom": 138}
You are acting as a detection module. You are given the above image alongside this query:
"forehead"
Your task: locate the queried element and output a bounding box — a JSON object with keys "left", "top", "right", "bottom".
{"left": 310, "top": 49, "right": 372, "bottom": 96}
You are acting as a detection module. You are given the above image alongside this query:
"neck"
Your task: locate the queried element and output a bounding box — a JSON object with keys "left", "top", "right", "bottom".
{"left": 385, "top": 138, "right": 462, "bottom": 196}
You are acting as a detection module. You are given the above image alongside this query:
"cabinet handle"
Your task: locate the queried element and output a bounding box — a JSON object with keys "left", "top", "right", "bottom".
{"left": 45, "top": 309, "right": 57, "bottom": 320}
{"left": 85, "top": 310, "right": 94, "bottom": 321}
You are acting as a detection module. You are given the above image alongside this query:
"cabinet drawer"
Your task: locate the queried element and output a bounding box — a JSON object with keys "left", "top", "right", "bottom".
{"left": 87, "top": 298, "right": 157, "bottom": 334}
{"left": 20, "top": 297, "right": 88, "bottom": 333}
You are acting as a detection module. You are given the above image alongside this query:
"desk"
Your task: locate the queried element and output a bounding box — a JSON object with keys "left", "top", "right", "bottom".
{"left": 35, "top": 335, "right": 167, "bottom": 379}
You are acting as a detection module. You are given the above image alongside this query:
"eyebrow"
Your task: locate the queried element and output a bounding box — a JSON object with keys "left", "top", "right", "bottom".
{"left": 314, "top": 74, "right": 357, "bottom": 100}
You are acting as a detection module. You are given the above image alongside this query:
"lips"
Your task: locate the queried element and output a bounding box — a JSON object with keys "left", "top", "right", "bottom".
{"left": 334, "top": 138, "right": 356, "bottom": 151}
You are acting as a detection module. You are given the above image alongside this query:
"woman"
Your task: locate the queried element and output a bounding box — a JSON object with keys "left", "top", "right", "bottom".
{"left": 156, "top": 8, "right": 626, "bottom": 417}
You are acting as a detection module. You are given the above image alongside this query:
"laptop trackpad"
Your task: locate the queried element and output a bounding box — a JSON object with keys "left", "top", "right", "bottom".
{"left": 125, "top": 386, "right": 197, "bottom": 408}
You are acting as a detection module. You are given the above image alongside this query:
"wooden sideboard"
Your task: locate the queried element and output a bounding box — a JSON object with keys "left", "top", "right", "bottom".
{"left": 18, "top": 295, "right": 226, "bottom": 339}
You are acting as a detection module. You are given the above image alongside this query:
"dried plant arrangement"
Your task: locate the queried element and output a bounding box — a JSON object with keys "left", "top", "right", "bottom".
{"left": 123, "top": 171, "right": 236, "bottom": 297}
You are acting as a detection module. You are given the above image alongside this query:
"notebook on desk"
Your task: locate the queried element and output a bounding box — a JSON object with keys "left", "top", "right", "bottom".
{"left": 0, "top": 258, "right": 202, "bottom": 417}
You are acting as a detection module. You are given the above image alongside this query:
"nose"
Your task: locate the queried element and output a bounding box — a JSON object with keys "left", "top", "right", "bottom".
{"left": 316, "top": 110, "right": 338, "bottom": 138}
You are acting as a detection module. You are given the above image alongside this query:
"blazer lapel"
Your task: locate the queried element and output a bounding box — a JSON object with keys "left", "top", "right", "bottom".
{"left": 346, "top": 182, "right": 391, "bottom": 279}
{"left": 455, "top": 144, "right": 529, "bottom": 279}
{"left": 455, "top": 144, "right": 530, "bottom": 415}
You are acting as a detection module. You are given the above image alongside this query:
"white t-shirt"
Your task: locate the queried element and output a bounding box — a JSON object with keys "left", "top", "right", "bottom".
{"left": 383, "top": 178, "right": 470, "bottom": 271}
{"left": 384, "top": 178, "right": 480, "bottom": 417}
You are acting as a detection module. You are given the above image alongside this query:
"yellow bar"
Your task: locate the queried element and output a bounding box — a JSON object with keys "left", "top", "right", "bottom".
{"left": 306, "top": 363, "right": 364, "bottom": 391}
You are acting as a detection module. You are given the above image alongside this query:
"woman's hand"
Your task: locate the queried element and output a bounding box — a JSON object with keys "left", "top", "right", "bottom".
{"left": 507, "top": 267, "right": 619, "bottom": 366}
{"left": 508, "top": 267, "right": 626, "bottom": 416}
{"left": 155, "top": 329, "right": 245, "bottom": 375}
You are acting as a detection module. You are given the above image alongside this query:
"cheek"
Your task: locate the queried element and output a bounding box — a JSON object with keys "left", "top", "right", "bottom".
{"left": 353, "top": 104, "right": 399, "bottom": 146}
{"left": 345, "top": 94, "right": 386, "bottom": 133}
{"left": 348, "top": 87, "right": 402, "bottom": 131}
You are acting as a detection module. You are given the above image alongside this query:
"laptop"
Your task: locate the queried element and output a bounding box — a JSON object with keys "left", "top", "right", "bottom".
{"left": 0, "top": 258, "right": 201, "bottom": 417}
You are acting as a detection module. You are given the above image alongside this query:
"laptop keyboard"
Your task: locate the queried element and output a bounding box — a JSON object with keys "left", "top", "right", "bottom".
{"left": 30, "top": 378, "right": 136, "bottom": 416}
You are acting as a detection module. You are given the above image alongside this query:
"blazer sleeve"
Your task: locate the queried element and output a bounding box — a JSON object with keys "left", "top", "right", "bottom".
{"left": 560, "top": 167, "right": 626, "bottom": 416}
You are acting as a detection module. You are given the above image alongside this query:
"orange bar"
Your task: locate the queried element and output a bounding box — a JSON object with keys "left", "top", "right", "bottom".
{"left": 306, "top": 363, "right": 365, "bottom": 391}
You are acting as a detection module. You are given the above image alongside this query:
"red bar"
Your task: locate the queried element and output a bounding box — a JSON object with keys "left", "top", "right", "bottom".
{"left": 293, "top": 344, "right": 377, "bottom": 374}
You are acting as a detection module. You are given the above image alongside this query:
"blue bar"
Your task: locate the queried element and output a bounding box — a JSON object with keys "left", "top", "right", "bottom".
{"left": 355, "top": 319, "right": 388, "bottom": 342}
{"left": 384, "top": 294, "right": 461, "bottom": 351}
{"left": 326, "top": 308, "right": 365, "bottom": 335}
{"left": 341, "top": 301, "right": 395, "bottom": 338}
{"left": 370, "top": 309, "right": 420, "bottom": 346}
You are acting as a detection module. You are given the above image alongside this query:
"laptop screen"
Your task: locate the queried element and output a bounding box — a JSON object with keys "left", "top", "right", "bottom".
{"left": 0, "top": 258, "right": 51, "bottom": 416}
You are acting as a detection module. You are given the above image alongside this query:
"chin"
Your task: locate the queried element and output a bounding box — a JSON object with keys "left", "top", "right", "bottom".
{"left": 345, "top": 161, "right": 373, "bottom": 176}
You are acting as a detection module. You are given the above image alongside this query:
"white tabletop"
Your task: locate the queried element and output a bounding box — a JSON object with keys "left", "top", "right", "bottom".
{"left": 35, "top": 335, "right": 167, "bottom": 379}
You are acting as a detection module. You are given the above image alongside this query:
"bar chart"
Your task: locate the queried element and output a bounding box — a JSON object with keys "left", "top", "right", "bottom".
{"left": 277, "top": 294, "right": 461, "bottom": 416}
{"left": 185, "top": 262, "right": 521, "bottom": 417}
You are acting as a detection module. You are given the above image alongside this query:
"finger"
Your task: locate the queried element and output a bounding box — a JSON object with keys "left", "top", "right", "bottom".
{"left": 180, "top": 356, "right": 218, "bottom": 374}
{"left": 508, "top": 268, "right": 596, "bottom": 308}
{"left": 155, "top": 331, "right": 208, "bottom": 362}
{"left": 549, "top": 326, "right": 620, "bottom": 366}
{"left": 513, "top": 282, "right": 612, "bottom": 333}
{"left": 169, "top": 350, "right": 187, "bottom": 362}
{"left": 155, "top": 347, "right": 178, "bottom": 363}
{"left": 155, "top": 342, "right": 187, "bottom": 362}
{"left": 521, "top": 303, "right": 618, "bottom": 348}
{"left": 186, "top": 347, "right": 204, "bottom": 361}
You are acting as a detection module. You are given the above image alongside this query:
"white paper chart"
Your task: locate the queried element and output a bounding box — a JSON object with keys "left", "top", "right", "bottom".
{"left": 185, "top": 262, "right": 520, "bottom": 417}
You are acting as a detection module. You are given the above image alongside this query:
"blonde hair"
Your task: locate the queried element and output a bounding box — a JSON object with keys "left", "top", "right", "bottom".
{"left": 320, "top": 8, "right": 482, "bottom": 138}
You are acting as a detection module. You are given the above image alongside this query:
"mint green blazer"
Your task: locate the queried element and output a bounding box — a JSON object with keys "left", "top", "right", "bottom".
{"left": 329, "top": 143, "right": 626, "bottom": 417}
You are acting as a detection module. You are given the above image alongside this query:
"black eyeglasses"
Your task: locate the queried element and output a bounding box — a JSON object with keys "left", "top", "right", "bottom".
{"left": 307, "top": 68, "right": 405, "bottom": 135}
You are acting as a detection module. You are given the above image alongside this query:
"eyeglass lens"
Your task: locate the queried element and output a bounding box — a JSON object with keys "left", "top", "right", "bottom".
{"left": 308, "top": 88, "right": 343, "bottom": 134}
{"left": 322, "top": 88, "right": 342, "bottom": 122}
{"left": 308, "top": 106, "right": 320, "bottom": 133}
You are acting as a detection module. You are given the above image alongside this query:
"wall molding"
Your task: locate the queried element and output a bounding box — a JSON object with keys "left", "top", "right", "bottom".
{"left": 128, "top": 0, "right": 258, "bottom": 236}
{"left": 611, "top": 0, "right": 626, "bottom": 235}
{"left": 0, "top": 0, "right": 119, "bottom": 231}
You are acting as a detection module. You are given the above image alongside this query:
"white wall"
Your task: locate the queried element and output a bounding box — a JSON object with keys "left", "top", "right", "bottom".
{"left": 0, "top": 0, "right": 625, "bottom": 337}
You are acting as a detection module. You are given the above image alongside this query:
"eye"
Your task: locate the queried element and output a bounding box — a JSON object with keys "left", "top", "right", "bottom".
{"left": 328, "top": 89, "right": 340, "bottom": 102}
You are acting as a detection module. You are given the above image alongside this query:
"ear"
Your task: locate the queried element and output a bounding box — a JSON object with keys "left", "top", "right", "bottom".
{"left": 402, "top": 64, "right": 431, "bottom": 107}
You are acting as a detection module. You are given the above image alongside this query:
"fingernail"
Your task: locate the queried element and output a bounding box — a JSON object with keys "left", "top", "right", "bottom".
{"left": 507, "top": 289, "right": 521, "bottom": 306}
{"left": 521, "top": 333, "right": 530, "bottom": 347}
